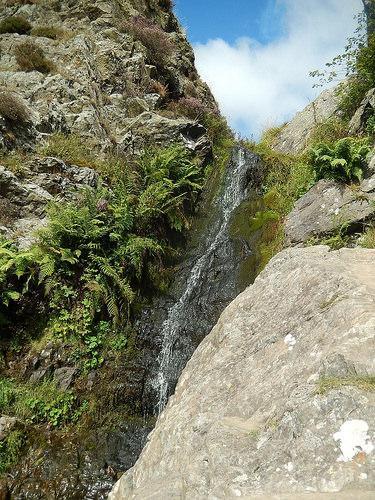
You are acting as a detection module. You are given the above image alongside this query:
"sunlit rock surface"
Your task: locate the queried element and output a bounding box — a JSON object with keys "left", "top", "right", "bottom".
{"left": 110, "top": 246, "right": 375, "bottom": 499}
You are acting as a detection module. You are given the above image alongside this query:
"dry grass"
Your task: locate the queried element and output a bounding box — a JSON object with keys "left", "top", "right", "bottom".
{"left": 31, "top": 26, "right": 66, "bottom": 40}
{"left": 360, "top": 225, "right": 375, "bottom": 248}
{"left": 0, "top": 15, "right": 31, "bottom": 34}
{"left": 121, "top": 16, "right": 174, "bottom": 67}
{"left": 14, "top": 41, "right": 55, "bottom": 74}
{"left": 0, "top": 91, "right": 31, "bottom": 124}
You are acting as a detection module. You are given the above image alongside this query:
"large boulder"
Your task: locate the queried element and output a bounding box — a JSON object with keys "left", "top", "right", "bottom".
{"left": 272, "top": 87, "right": 341, "bottom": 154}
{"left": 285, "top": 175, "right": 375, "bottom": 245}
{"left": 110, "top": 246, "right": 375, "bottom": 499}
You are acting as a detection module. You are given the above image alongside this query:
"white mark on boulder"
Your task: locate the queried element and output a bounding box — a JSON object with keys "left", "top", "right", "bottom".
{"left": 333, "top": 419, "right": 374, "bottom": 462}
{"left": 285, "top": 461, "right": 294, "bottom": 472}
{"left": 360, "top": 473, "right": 368, "bottom": 480}
{"left": 284, "top": 334, "right": 296, "bottom": 351}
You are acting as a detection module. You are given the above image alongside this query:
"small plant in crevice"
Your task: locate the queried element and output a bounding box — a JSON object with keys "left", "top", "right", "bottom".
{"left": 14, "top": 40, "right": 55, "bottom": 74}
{"left": 0, "top": 91, "right": 31, "bottom": 125}
{"left": 366, "top": 114, "right": 375, "bottom": 135}
{"left": 0, "top": 377, "right": 87, "bottom": 428}
{"left": 0, "top": 15, "right": 31, "bottom": 34}
{"left": 308, "top": 137, "right": 371, "bottom": 183}
{"left": 307, "top": 222, "right": 352, "bottom": 250}
{"left": 31, "top": 26, "right": 66, "bottom": 40}
{"left": 359, "top": 224, "right": 375, "bottom": 248}
{"left": 0, "top": 430, "right": 25, "bottom": 473}
{"left": 120, "top": 16, "right": 174, "bottom": 67}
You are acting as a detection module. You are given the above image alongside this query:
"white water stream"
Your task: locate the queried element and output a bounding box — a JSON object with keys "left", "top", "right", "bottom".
{"left": 154, "top": 148, "right": 251, "bottom": 414}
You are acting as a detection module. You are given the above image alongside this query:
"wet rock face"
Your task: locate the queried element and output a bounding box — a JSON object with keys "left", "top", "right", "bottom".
{"left": 110, "top": 246, "right": 375, "bottom": 499}
{"left": 137, "top": 145, "right": 264, "bottom": 415}
{"left": 285, "top": 175, "right": 375, "bottom": 245}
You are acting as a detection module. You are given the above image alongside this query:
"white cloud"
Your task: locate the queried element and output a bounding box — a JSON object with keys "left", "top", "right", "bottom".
{"left": 194, "top": 0, "right": 363, "bottom": 138}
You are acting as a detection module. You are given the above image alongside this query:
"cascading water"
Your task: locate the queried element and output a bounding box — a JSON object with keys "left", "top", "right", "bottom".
{"left": 152, "top": 145, "right": 264, "bottom": 414}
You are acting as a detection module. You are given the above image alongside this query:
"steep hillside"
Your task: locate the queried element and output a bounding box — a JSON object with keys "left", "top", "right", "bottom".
{"left": 0, "top": 1, "right": 238, "bottom": 498}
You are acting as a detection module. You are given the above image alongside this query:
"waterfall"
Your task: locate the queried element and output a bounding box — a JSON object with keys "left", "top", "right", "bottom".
{"left": 153, "top": 146, "right": 262, "bottom": 414}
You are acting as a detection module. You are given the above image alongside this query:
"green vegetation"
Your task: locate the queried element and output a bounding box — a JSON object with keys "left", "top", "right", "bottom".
{"left": 0, "top": 91, "right": 31, "bottom": 124}
{"left": 0, "top": 15, "right": 31, "bottom": 34}
{"left": 0, "top": 377, "right": 87, "bottom": 427}
{"left": 316, "top": 375, "right": 375, "bottom": 395}
{"left": 242, "top": 131, "right": 315, "bottom": 272}
{"left": 0, "top": 430, "right": 25, "bottom": 473}
{"left": 360, "top": 224, "right": 375, "bottom": 248}
{"left": 0, "top": 140, "right": 204, "bottom": 368}
{"left": 309, "top": 137, "right": 371, "bottom": 183}
{"left": 308, "top": 117, "right": 348, "bottom": 146}
{"left": 14, "top": 41, "right": 55, "bottom": 74}
{"left": 310, "top": 12, "right": 375, "bottom": 118}
{"left": 308, "top": 222, "right": 352, "bottom": 250}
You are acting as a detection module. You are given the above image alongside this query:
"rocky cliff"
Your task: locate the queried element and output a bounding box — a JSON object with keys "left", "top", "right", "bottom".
{"left": 0, "top": 0, "right": 234, "bottom": 497}
{"left": 110, "top": 245, "right": 375, "bottom": 499}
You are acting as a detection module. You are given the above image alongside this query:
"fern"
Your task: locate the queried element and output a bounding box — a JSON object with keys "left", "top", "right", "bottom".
{"left": 309, "top": 137, "right": 371, "bottom": 183}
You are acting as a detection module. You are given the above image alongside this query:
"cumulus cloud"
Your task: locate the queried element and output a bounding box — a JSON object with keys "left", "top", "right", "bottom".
{"left": 194, "top": 0, "right": 363, "bottom": 138}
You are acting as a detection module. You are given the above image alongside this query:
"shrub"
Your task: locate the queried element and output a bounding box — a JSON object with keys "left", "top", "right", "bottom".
{"left": 121, "top": 16, "right": 173, "bottom": 66}
{"left": 0, "top": 15, "right": 31, "bottom": 34}
{"left": 159, "top": 0, "right": 174, "bottom": 9}
{"left": 340, "top": 33, "right": 375, "bottom": 117}
{"left": 14, "top": 41, "right": 54, "bottom": 74}
{"left": 308, "top": 137, "right": 371, "bottom": 183}
{"left": 149, "top": 79, "right": 168, "bottom": 98}
{"left": 168, "top": 97, "right": 209, "bottom": 120}
{"left": 0, "top": 91, "right": 31, "bottom": 124}
{"left": 31, "top": 26, "right": 65, "bottom": 40}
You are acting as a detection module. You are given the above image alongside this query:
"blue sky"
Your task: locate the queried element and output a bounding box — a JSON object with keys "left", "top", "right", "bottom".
{"left": 174, "top": 0, "right": 363, "bottom": 138}
{"left": 175, "top": 0, "right": 286, "bottom": 45}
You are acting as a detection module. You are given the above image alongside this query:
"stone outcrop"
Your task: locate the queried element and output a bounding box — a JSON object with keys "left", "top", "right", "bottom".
{"left": 0, "top": 157, "right": 98, "bottom": 248}
{"left": 0, "top": 0, "right": 216, "bottom": 153}
{"left": 285, "top": 174, "right": 375, "bottom": 245}
{"left": 272, "top": 87, "right": 341, "bottom": 154}
{"left": 349, "top": 88, "right": 375, "bottom": 136}
{"left": 110, "top": 246, "right": 375, "bottom": 499}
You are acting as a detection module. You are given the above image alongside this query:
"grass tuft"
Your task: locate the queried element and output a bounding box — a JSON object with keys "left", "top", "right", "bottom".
{"left": 316, "top": 375, "right": 375, "bottom": 395}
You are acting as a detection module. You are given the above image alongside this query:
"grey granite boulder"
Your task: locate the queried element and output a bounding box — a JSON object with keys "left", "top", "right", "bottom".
{"left": 110, "top": 246, "right": 375, "bottom": 499}
{"left": 285, "top": 175, "right": 375, "bottom": 245}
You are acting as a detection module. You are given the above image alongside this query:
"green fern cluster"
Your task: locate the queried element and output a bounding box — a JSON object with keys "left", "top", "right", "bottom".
{"left": 309, "top": 137, "right": 371, "bottom": 183}
{"left": 0, "top": 145, "right": 203, "bottom": 366}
